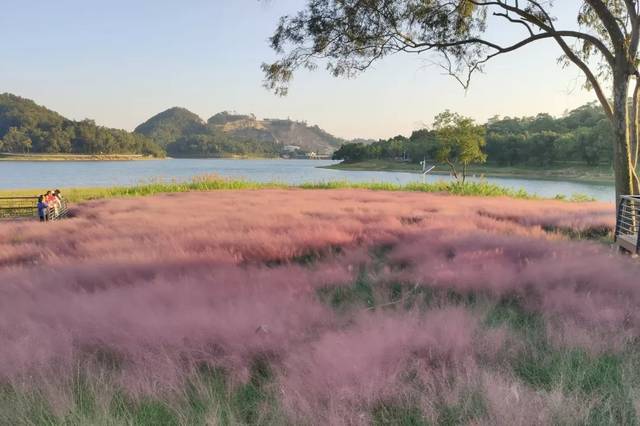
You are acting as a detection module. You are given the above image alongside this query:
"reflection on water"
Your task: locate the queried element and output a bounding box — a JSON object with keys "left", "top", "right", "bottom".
{"left": 0, "top": 159, "right": 614, "bottom": 202}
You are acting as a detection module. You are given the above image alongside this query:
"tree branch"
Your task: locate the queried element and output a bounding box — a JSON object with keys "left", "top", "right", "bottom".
{"left": 583, "top": 0, "right": 626, "bottom": 51}
{"left": 469, "top": 0, "right": 616, "bottom": 68}
{"left": 625, "top": 0, "right": 640, "bottom": 61}
{"left": 493, "top": 12, "right": 534, "bottom": 37}
{"left": 554, "top": 36, "right": 614, "bottom": 121}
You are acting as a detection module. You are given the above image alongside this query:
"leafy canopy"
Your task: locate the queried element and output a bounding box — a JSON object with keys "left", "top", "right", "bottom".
{"left": 263, "top": 0, "right": 636, "bottom": 121}
{"left": 432, "top": 111, "right": 486, "bottom": 181}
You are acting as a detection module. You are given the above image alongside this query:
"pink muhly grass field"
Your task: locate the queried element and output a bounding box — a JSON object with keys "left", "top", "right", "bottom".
{"left": 0, "top": 189, "right": 637, "bottom": 425}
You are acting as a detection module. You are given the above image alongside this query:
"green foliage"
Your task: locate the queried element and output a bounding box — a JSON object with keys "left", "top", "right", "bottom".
{"left": 1, "top": 127, "right": 32, "bottom": 153}
{"left": 166, "top": 131, "right": 281, "bottom": 158}
{"left": 432, "top": 111, "right": 486, "bottom": 182}
{"left": 486, "top": 296, "right": 638, "bottom": 425}
{"left": 512, "top": 348, "right": 637, "bottom": 425}
{"left": 0, "top": 93, "right": 164, "bottom": 157}
{"left": 111, "top": 393, "right": 180, "bottom": 426}
{"left": 436, "top": 390, "right": 488, "bottom": 426}
{"left": 333, "top": 103, "right": 615, "bottom": 170}
{"left": 485, "top": 296, "right": 545, "bottom": 336}
{"left": 317, "top": 267, "right": 375, "bottom": 311}
{"left": 332, "top": 142, "right": 370, "bottom": 162}
{"left": 371, "top": 403, "right": 428, "bottom": 425}
{"left": 485, "top": 104, "right": 614, "bottom": 167}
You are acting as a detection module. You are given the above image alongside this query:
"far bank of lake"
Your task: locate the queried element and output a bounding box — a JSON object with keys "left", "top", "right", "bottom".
{"left": 323, "top": 159, "right": 615, "bottom": 185}
{"left": 0, "top": 158, "right": 616, "bottom": 201}
{"left": 0, "top": 153, "right": 158, "bottom": 161}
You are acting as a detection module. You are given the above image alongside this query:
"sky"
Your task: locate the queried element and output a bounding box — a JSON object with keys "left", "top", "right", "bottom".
{"left": 1, "top": 1, "right": 599, "bottom": 140}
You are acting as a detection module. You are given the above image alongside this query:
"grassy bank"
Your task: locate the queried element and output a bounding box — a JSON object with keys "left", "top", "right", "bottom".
{"left": 323, "top": 159, "right": 615, "bottom": 185}
{"left": 0, "top": 176, "right": 558, "bottom": 204}
{"left": 0, "top": 153, "right": 159, "bottom": 161}
{"left": 0, "top": 175, "right": 603, "bottom": 204}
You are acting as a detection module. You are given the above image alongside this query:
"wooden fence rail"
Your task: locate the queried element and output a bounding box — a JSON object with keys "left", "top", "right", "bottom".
{"left": 0, "top": 196, "right": 68, "bottom": 221}
{"left": 615, "top": 195, "right": 640, "bottom": 255}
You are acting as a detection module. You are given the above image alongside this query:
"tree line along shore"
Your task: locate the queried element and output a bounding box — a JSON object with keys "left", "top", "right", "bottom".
{"left": 331, "top": 103, "right": 619, "bottom": 183}
{"left": 324, "top": 160, "right": 615, "bottom": 185}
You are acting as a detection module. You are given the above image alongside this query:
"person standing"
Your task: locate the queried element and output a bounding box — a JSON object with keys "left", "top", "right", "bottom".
{"left": 37, "top": 195, "right": 48, "bottom": 222}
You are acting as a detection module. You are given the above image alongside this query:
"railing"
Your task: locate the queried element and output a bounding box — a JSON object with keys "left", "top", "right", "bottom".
{"left": 615, "top": 195, "right": 640, "bottom": 254}
{"left": 0, "top": 196, "right": 69, "bottom": 221}
{"left": 47, "top": 199, "right": 69, "bottom": 221}
{"left": 0, "top": 196, "right": 38, "bottom": 219}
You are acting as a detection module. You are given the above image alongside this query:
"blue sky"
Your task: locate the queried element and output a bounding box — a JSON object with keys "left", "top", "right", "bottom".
{"left": 1, "top": 1, "right": 597, "bottom": 139}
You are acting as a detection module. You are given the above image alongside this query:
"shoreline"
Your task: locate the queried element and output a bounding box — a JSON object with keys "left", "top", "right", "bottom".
{"left": 320, "top": 160, "right": 615, "bottom": 186}
{"left": 0, "top": 178, "right": 608, "bottom": 205}
{"left": 0, "top": 153, "right": 161, "bottom": 162}
{"left": 0, "top": 154, "right": 326, "bottom": 161}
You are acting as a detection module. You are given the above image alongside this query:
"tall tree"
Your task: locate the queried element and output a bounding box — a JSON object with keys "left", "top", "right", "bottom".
{"left": 433, "top": 111, "right": 487, "bottom": 183}
{"left": 2, "top": 127, "right": 32, "bottom": 153}
{"left": 263, "top": 0, "right": 640, "bottom": 200}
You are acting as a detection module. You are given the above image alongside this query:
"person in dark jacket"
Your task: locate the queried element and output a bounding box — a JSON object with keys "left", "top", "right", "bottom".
{"left": 37, "top": 195, "right": 48, "bottom": 222}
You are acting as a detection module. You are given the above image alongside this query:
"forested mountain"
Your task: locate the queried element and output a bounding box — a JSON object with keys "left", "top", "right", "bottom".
{"left": 0, "top": 94, "right": 344, "bottom": 159}
{"left": 135, "top": 108, "right": 281, "bottom": 157}
{"left": 136, "top": 108, "right": 344, "bottom": 157}
{"left": 133, "top": 107, "right": 208, "bottom": 147}
{"left": 0, "top": 93, "right": 163, "bottom": 156}
{"left": 333, "top": 103, "right": 615, "bottom": 167}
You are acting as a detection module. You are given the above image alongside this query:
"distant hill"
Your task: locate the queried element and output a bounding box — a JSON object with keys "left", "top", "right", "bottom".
{"left": 134, "top": 107, "right": 207, "bottom": 147}
{"left": 0, "top": 93, "right": 163, "bottom": 156}
{"left": 135, "top": 108, "right": 280, "bottom": 158}
{"left": 0, "top": 94, "right": 348, "bottom": 159}
{"left": 136, "top": 107, "right": 344, "bottom": 157}
{"left": 207, "top": 112, "right": 344, "bottom": 154}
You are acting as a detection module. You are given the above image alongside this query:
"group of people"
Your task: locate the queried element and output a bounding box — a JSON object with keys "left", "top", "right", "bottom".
{"left": 37, "top": 190, "right": 65, "bottom": 222}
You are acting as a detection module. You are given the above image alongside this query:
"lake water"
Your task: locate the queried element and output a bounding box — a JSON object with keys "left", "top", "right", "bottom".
{"left": 0, "top": 159, "right": 615, "bottom": 202}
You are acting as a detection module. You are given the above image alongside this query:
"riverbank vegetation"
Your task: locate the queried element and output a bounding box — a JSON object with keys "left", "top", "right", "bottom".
{"left": 325, "top": 159, "right": 616, "bottom": 185}
{"left": 0, "top": 173, "right": 588, "bottom": 204}
{"left": 1, "top": 190, "right": 633, "bottom": 425}
{"left": 332, "top": 103, "right": 617, "bottom": 175}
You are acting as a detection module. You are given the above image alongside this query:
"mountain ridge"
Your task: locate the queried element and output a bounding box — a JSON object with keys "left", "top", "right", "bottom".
{"left": 0, "top": 93, "right": 349, "bottom": 158}
{"left": 136, "top": 107, "right": 344, "bottom": 155}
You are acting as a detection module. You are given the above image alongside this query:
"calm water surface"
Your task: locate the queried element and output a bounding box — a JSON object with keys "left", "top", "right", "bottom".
{"left": 0, "top": 159, "right": 615, "bottom": 202}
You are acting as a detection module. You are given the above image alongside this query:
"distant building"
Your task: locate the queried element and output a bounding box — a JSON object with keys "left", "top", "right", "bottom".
{"left": 283, "top": 145, "right": 300, "bottom": 152}
{"left": 313, "top": 153, "right": 333, "bottom": 159}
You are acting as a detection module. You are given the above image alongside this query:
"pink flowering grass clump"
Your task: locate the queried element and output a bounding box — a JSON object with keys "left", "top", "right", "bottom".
{"left": 0, "top": 189, "right": 638, "bottom": 425}
{"left": 281, "top": 308, "right": 478, "bottom": 424}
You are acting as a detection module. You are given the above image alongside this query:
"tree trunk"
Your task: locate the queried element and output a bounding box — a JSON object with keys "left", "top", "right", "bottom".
{"left": 612, "top": 74, "right": 636, "bottom": 201}
{"left": 631, "top": 78, "right": 640, "bottom": 194}
{"left": 445, "top": 160, "right": 458, "bottom": 181}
